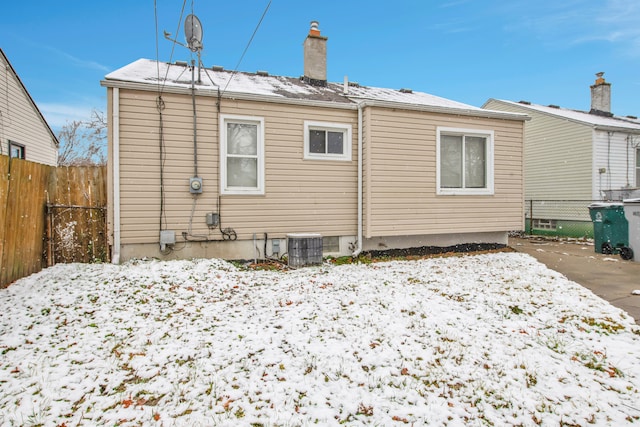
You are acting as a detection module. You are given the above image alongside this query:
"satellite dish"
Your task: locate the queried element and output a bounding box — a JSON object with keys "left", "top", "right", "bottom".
{"left": 184, "top": 14, "right": 203, "bottom": 52}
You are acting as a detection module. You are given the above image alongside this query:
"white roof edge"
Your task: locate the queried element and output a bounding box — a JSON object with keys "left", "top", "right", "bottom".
{"left": 100, "top": 79, "right": 358, "bottom": 110}
{"left": 486, "top": 99, "right": 640, "bottom": 132}
{"left": 357, "top": 99, "right": 530, "bottom": 121}
{"left": 594, "top": 124, "right": 640, "bottom": 134}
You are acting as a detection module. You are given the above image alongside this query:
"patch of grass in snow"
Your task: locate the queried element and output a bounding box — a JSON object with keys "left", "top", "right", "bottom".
{"left": 509, "top": 305, "right": 524, "bottom": 315}
{"left": 1, "top": 346, "right": 17, "bottom": 355}
{"left": 580, "top": 316, "right": 625, "bottom": 334}
{"left": 525, "top": 371, "right": 538, "bottom": 388}
{"left": 572, "top": 350, "right": 623, "bottom": 377}
{"left": 326, "top": 255, "right": 373, "bottom": 265}
{"left": 356, "top": 402, "right": 374, "bottom": 416}
{"left": 541, "top": 335, "right": 568, "bottom": 354}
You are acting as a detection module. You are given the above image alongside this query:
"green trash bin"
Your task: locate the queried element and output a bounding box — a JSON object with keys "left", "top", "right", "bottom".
{"left": 588, "top": 203, "right": 629, "bottom": 256}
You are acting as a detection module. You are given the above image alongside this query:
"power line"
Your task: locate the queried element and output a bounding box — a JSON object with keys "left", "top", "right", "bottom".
{"left": 158, "top": 0, "right": 188, "bottom": 94}
{"left": 221, "top": 0, "right": 272, "bottom": 96}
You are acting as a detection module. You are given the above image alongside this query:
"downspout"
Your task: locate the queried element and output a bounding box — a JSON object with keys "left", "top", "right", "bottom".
{"left": 112, "top": 87, "right": 121, "bottom": 264}
{"left": 352, "top": 102, "right": 363, "bottom": 257}
{"left": 626, "top": 134, "right": 630, "bottom": 188}
{"left": 607, "top": 131, "right": 612, "bottom": 191}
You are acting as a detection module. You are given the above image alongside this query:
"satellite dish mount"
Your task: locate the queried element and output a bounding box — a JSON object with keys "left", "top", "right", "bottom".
{"left": 185, "top": 14, "right": 203, "bottom": 53}
{"left": 164, "top": 13, "right": 204, "bottom": 83}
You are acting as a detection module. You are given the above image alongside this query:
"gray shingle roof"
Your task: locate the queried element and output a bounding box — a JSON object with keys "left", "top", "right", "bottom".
{"left": 490, "top": 99, "right": 640, "bottom": 132}
{"left": 104, "top": 59, "right": 500, "bottom": 113}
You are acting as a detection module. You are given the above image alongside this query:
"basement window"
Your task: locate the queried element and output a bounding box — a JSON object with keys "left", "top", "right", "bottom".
{"left": 532, "top": 219, "right": 557, "bottom": 230}
{"left": 304, "top": 121, "right": 352, "bottom": 161}
{"left": 220, "top": 115, "right": 265, "bottom": 195}
{"left": 437, "top": 127, "right": 494, "bottom": 195}
{"left": 323, "top": 236, "right": 340, "bottom": 253}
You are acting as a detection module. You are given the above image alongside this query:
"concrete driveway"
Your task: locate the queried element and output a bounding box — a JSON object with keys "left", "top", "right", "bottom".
{"left": 510, "top": 236, "right": 640, "bottom": 325}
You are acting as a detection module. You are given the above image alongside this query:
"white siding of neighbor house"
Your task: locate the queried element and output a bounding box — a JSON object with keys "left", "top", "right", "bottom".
{"left": 484, "top": 100, "right": 593, "bottom": 200}
{"left": 0, "top": 51, "right": 57, "bottom": 166}
{"left": 593, "top": 130, "right": 638, "bottom": 199}
{"left": 112, "top": 88, "right": 358, "bottom": 248}
{"left": 362, "top": 106, "right": 524, "bottom": 238}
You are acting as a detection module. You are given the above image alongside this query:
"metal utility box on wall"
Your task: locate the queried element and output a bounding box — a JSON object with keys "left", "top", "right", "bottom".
{"left": 206, "top": 212, "right": 219, "bottom": 227}
{"left": 287, "top": 233, "right": 322, "bottom": 267}
{"left": 189, "top": 177, "right": 203, "bottom": 194}
{"left": 159, "top": 230, "right": 176, "bottom": 251}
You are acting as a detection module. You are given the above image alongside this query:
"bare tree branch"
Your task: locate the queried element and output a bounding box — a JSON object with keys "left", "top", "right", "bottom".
{"left": 57, "top": 109, "right": 107, "bottom": 166}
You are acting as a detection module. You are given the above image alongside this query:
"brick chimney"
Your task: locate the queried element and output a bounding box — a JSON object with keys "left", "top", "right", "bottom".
{"left": 590, "top": 72, "right": 612, "bottom": 116}
{"left": 303, "top": 21, "right": 327, "bottom": 87}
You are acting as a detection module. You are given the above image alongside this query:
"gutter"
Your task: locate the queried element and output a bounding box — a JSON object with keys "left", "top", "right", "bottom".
{"left": 594, "top": 125, "right": 640, "bottom": 134}
{"left": 112, "top": 88, "right": 121, "bottom": 264}
{"left": 352, "top": 99, "right": 530, "bottom": 121}
{"left": 352, "top": 102, "right": 364, "bottom": 257}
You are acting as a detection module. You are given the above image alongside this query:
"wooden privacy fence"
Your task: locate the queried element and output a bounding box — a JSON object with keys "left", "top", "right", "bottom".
{"left": 0, "top": 156, "right": 107, "bottom": 288}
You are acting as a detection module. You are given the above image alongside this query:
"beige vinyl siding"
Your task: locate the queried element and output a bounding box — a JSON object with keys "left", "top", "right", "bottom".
{"left": 116, "top": 89, "right": 357, "bottom": 245}
{"left": 363, "top": 107, "right": 524, "bottom": 238}
{"left": 484, "top": 100, "right": 593, "bottom": 200}
{"left": 0, "top": 53, "right": 57, "bottom": 166}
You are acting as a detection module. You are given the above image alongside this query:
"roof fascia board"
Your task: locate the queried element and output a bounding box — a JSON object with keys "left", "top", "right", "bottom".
{"left": 593, "top": 125, "right": 640, "bottom": 134}
{"left": 356, "top": 99, "right": 530, "bottom": 121}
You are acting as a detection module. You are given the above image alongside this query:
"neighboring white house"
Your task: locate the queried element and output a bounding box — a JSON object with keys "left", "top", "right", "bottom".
{"left": 483, "top": 74, "right": 640, "bottom": 236}
{"left": 485, "top": 74, "right": 640, "bottom": 201}
{"left": 0, "top": 49, "right": 58, "bottom": 165}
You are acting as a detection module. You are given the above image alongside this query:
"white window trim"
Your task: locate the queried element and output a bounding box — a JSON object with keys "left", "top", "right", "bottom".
{"left": 436, "top": 126, "right": 494, "bottom": 196}
{"left": 220, "top": 114, "right": 265, "bottom": 195}
{"left": 303, "top": 121, "right": 352, "bottom": 161}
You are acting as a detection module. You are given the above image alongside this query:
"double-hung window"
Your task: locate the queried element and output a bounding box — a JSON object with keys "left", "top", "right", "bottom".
{"left": 304, "top": 121, "right": 352, "bottom": 161}
{"left": 220, "top": 115, "right": 264, "bottom": 195}
{"left": 437, "top": 127, "right": 494, "bottom": 195}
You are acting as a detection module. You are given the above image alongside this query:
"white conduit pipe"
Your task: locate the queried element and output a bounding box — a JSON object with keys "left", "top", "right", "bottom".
{"left": 112, "top": 88, "right": 121, "bottom": 264}
{"left": 352, "top": 102, "right": 363, "bottom": 257}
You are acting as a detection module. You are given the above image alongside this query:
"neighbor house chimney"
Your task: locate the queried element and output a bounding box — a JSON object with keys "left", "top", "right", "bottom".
{"left": 590, "top": 72, "right": 612, "bottom": 116}
{"left": 303, "top": 21, "right": 327, "bottom": 86}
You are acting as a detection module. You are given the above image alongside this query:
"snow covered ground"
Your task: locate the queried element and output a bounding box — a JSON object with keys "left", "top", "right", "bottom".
{"left": 1, "top": 252, "right": 639, "bottom": 426}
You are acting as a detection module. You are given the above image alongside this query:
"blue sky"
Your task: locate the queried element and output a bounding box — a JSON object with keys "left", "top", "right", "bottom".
{"left": 1, "top": 0, "right": 639, "bottom": 132}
